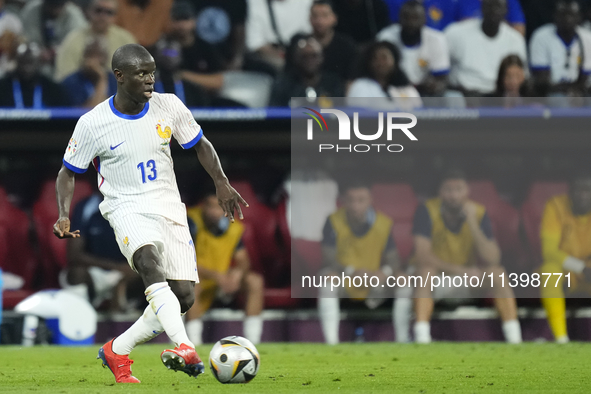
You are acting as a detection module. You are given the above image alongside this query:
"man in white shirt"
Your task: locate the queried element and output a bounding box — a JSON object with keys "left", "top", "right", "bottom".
{"left": 54, "top": 44, "right": 247, "bottom": 384}
{"left": 444, "top": 0, "right": 527, "bottom": 96}
{"left": 378, "top": 0, "right": 449, "bottom": 95}
{"left": 0, "top": 0, "right": 22, "bottom": 77}
{"left": 245, "top": 0, "right": 313, "bottom": 70}
{"left": 530, "top": 0, "right": 591, "bottom": 96}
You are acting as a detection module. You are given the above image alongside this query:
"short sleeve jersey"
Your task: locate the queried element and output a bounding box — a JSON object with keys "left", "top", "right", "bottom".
{"left": 62, "top": 93, "right": 203, "bottom": 225}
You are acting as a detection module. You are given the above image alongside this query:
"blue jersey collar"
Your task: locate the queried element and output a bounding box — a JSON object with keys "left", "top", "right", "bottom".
{"left": 109, "top": 95, "right": 150, "bottom": 120}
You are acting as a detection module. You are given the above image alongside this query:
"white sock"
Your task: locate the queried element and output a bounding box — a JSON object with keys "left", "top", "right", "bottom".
{"left": 556, "top": 335, "right": 570, "bottom": 344}
{"left": 414, "top": 321, "right": 431, "bottom": 344}
{"left": 112, "top": 304, "right": 164, "bottom": 355}
{"left": 186, "top": 319, "right": 203, "bottom": 346}
{"left": 502, "top": 319, "right": 522, "bottom": 344}
{"left": 145, "top": 282, "right": 194, "bottom": 348}
{"left": 244, "top": 316, "right": 263, "bottom": 344}
{"left": 394, "top": 298, "right": 412, "bottom": 343}
{"left": 318, "top": 297, "right": 340, "bottom": 345}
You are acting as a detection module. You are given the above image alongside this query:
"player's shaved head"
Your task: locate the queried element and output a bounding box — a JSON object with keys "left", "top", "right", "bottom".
{"left": 111, "top": 43, "right": 153, "bottom": 72}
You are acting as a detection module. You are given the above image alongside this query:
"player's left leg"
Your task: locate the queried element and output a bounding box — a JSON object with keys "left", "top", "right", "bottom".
{"left": 242, "top": 271, "right": 264, "bottom": 344}
{"left": 487, "top": 265, "right": 522, "bottom": 344}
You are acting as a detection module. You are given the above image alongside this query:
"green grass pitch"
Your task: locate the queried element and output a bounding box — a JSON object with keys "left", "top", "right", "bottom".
{"left": 0, "top": 343, "right": 589, "bottom": 393}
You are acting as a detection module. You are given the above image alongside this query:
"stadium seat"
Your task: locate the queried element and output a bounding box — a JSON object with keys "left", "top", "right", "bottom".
{"left": 371, "top": 183, "right": 418, "bottom": 263}
{"left": 0, "top": 187, "right": 36, "bottom": 290}
{"left": 0, "top": 225, "right": 8, "bottom": 271}
{"left": 468, "top": 181, "right": 525, "bottom": 272}
{"left": 292, "top": 238, "right": 323, "bottom": 277}
{"left": 521, "top": 182, "right": 568, "bottom": 267}
{"left": 219, "top": 71, "right": 274, "bottom": 108}
{"left": 32, "top": 180, "right": 93, "bottom": 288}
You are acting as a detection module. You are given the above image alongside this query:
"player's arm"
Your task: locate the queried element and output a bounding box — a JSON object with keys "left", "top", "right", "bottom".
{"left": 194, "top": 136, "right": 248, "bottom": 221}
{"left": 53, "top": 164, "right": 80, "bottom": 239}
{"left": 378, "top": 229, "right": 402, "bottom": 279}
{"left": 463, "top": 204, "right": 500, "bottom": 266}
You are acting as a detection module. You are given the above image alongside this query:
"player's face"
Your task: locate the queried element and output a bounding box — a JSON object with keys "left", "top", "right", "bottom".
{"left": 570, "top": 178, "right": 591, "bottom": 214}
{"left": 440, "top": 179, "right": 469, "bottom": 213}
{"left": 481, "top": 0, "right": 507, "bottom": 25}
{"left": 203, "top": 196, "right": 225, "bottom": 226}
{"left": 400, "top": 4, "right": 425, "bottom": 34}
{"left": 344, "top": 188, "right": 372, "bottom": 223}
{"left": 370, "top": 47, "right": 395, "bottom": 81}
{"left": 310, "top": 4, "right": 337, "bottom": 35}
{"left": 503, "top": 64, "right": 525, "bottom": 95}
{"left": 121, "top": 57, "right": 156, "bottom": 103}
{"left": 555, "top": 2, "right": 580, "bottom": 33}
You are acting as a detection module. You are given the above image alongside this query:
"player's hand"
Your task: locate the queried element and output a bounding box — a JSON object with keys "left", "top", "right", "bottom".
{"left": 53, "top": 217, "right": 80, "bottom": 239}
{"left": 464, "top": 267, "right": 482, "bottom": 278}
{"left": 216, "top": 181, "right": 249, "bottom": 222}
{"left": 462, "top": 201, "right": 478, "bottom": 222}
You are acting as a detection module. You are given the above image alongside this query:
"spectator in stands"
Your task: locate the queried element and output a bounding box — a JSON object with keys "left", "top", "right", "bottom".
{"left": 494, "top": 54, "right": 528, "bottom": 98}
{"left": 115, "top": 0, "right": 173, "bottom": 47}
{"left": 20, "top": 0, "right": 87, "bottom": 67}
{"left": 309, "top": 0, "right": 358, "bottom": 84}
{"left": 0, "top": 0, "right": 23, "bottom": 77}
{"left": 411, "top": 169, "right": 522, "bottom": 344}
{"left": 384, "top": 0, "right": 526, "bottom": 34}
{"left": 0, "top": 42, "right": 70, "bottom": 108}
{"left": 332, "top": 0, "right": 390, "bottom": 44}
{"left": 152, "top": 38, "right": 210, "bottom": 107}
{"left": 318, "top": 182, "right": 401, "bottom": 345}
{"left": 245, "top": 0, "right": 313, "bottom": 72}
{"left": 445, "top": 0, "right": 527, "bottom": 96}
{"left": 378, "top": 0, "right": 449, "bottom": 96}
{"left": 529, "top": 0, "right": 591, "bottom": 97}
{"left": 185, "top": 192, "right": 264, "bottom": 345}
{"left": 187, "top": 0, "right": 247, "bottom": 71}
{"left": 61, "top": 39, "right": 116, "bottom": 108}
{"left": 166, "top": 1, "right": 225, "bottom": 93}
{"left": 269, "top": 34, "right": 344, "bottom": 107}
{"left": 63, "top": 193, "right": 144, "bottom": 311}
{"left": 54, "top": 0, "right": 136, "bottom": 81}
{"left": 540, "top": 172, "right": 591, "bottom": 344}
{"left": 347, "top": 41, "right": 421, "bottom": 107}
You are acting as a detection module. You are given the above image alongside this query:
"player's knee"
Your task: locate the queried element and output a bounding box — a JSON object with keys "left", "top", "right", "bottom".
{"left": 245, "top": 272, "right": 264, "bottom": 292}
{"left": 133, "top": 245, "right": 162, "bottom": 273}
{"left": 179, "top": 292, "right": 195, "bottom": 313}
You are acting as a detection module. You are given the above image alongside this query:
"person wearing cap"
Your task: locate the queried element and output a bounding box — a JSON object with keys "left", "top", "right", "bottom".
{"left": 55, "top": 0, "right": 136, "bottom": 81}
{"left": 20, "top": 0, "right": 87, "bottom": 66}
{"left": 0, "top": 42, "right": 70, "bottom": 107}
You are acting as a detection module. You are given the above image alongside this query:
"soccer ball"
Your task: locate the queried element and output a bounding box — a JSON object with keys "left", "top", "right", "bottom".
{"left": 209, "top": 336, "right": 260, "bottom": 384}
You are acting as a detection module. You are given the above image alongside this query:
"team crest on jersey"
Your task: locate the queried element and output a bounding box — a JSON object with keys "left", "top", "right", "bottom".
{"left": 156, "top": 120, "right": 172, "bottom": 148}
{"left": 123, "top": 236, "right": 129, "bottom": 246}
{"left": 67, "top": 138, "right": 78, "bottom": 154}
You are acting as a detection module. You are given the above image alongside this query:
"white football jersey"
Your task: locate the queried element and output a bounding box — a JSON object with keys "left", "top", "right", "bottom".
{"left": 63, "top": 93, "right": 203, "bottom": 225}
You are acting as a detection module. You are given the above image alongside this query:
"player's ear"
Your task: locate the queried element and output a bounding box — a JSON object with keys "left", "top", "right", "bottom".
{"left": 113, "top": 68, "right": 124, "bottom": 82}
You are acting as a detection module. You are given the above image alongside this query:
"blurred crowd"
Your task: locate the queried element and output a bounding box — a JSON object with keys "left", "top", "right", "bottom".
{"left": 2, "top": 0, "right": 591, "bottom": 109}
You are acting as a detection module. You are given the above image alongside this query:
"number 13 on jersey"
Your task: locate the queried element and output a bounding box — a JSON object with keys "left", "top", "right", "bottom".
{"left": 137, "top": 160, "right": 157, "bottom": 183}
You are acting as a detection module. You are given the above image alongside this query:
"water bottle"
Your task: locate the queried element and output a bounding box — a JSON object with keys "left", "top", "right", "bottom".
{"left": 354, "top": 327, "right": 365, "bottom": 343}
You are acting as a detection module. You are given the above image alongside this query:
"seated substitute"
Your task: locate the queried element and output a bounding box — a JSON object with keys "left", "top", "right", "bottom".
{"left": 185, "top": 193, "right": 264, "bottom": 345}
{"left": 318, "top": 182, "right": 401, "bottom": 345}
{"left": 540, "top": 172, "right": 591, "bottom": 344}
{"left": 411, "top": 169, "right": 522, "bottom": 344}
{"left": 63, "top": 192, "right": 144, "bottom": 311}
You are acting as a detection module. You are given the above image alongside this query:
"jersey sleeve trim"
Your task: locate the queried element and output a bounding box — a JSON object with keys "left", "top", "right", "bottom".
{"left": 63, "top": 158, "right": 88, "bottom": 174}
{"left": 431, "top": 69, "right": 450, "bottom": 76}
{"left": 530, "top": 65, "right": 551, "bottom": 71}
{"left": 181, "top": 129, "right": 203, "bottom": 149}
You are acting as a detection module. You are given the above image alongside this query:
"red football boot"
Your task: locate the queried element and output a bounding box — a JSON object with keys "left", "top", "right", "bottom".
{"left": 160, "top": 343, "right": 205, "bottom": 378}
{"left": 97, "top": 339, "right": 141, "bottom": 383}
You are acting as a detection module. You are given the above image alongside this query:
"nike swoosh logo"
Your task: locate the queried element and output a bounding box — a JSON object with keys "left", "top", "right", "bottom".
{"left": 155, "top": 304, "right": 164, "bottom": 315}
{"left": 110, "top": 141, "right": 126, "bottom": 150}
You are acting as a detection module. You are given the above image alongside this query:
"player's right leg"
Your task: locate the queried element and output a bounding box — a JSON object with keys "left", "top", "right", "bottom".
{"left": 318, "top": 269, "right": 342, "bottom": 345}
{"left": 243, "top": 271, "right": 264, "bottom": 344}
{"left": 540, "top": 260, "right": 569, "bottom": 343}
{"left": 413, "top": 266, "right": 434, "bottom": 344}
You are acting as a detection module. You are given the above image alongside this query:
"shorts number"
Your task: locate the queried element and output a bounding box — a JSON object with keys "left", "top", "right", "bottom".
{"left": 137, "top": 160, "right": 157, "bottom": 183}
